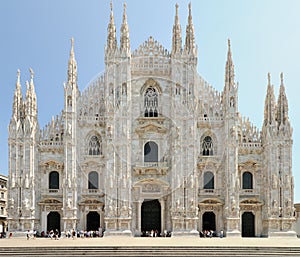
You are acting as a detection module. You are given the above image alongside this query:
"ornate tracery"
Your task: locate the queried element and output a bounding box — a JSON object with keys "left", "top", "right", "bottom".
{"left": 144, "top": 87, "right": 158, "bottom": 117}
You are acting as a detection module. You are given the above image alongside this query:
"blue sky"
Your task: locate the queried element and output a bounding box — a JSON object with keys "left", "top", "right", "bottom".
{"left": 1, "top": 0, "right": 300, "bottom": 202}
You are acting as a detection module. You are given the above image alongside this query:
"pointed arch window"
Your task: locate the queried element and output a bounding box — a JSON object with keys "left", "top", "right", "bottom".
{"left": 144, "top": 141, "right": 158, "bottom": 162}
{"left": 88, "top": 171, "right": 99, "bottom": 190}
{"left": 144, "top": 87, "right": 158, "bottom": 117}
{"left": 242, "top": 172, "right": 253, "bottom": 189}
{"left": 88, "top": 136, "right": 102, "bottom": 155}
{"left": 202, "top": 136, "right": 213, "bottom": 156}
{"left": 49, "top": 171, "right": 59, "bottom": 189}
{"left": 204, "top": 171, "right": 214, "bottom": 189}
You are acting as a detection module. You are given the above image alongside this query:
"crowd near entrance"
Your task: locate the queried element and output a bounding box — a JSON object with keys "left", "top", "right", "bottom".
{"left": 242, "top": 212, "right": 255, "bottom": 237}
{"left": 141, "top": 199, "right": 161, "bottom": 236}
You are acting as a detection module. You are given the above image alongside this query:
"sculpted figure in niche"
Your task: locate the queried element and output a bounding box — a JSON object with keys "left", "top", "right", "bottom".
{"left": 67, "top": 198, "right": 72, "bottom": 208}
{"left": 23, "top": 199, "right": 29, "bottom": 210}
{"left": 121, "top": 205, "right": 128, "bottom": 216}
{"left": 176, "top": 199, "right": 180, "bottom": 211}
{"left": 272, "top": 175, "right": 278, "bottom": 189}
{"left": 25, "top": 174, "right": 29, "bottom": 188}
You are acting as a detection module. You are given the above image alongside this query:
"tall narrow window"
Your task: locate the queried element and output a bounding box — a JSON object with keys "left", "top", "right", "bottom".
{"left": 144, "top": 141, "right": 158, "bottom": 162}
{"left": 202, "top": 136, "right": 213, "bottom": 156}
{"left": 204, "top": 171, "right": 214, "bottom": 189}
{"left": 49, "top": 171, "right": 59, "bottom": 189}
{"left": 88, "top": 136, "right": 101, "bottom": 155}
{"left": 144, "top": 87, "right": 158, "bottom": 117}
{"left": 242, "top": 172, "right": 253, "bottom": 189}
{"left": 88, "top": 171, "right": 98, "bottom": 190}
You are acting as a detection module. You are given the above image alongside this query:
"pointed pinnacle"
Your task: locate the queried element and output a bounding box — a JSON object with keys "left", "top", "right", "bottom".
{"left": 280, "top": 72, "right": 284, "bottom": 85}
{"left": 16, "top": 69, "right": 21, "bottom": 85}
{"left": 268, "top": 72, "right": 271, "bottom": 86}
{"left": 70, "top": 37, "right": 75, "bottom": 57}
{"left": 29, "top": 67, "right": 34, "bottom": 81}
{"left": 188, "top": 2, "right": 193, "bottom": 24}
{"left": 122, "top": 2, "right": 127, "bottom": 24}
{"left": 110, "top": 0, "right": 114, "bottom": 23}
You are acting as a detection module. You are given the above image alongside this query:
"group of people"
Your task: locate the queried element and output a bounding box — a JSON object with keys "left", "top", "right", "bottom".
{"left": 200, "top": 229, "right": 224, "bottom": 238}
{"left": 141, "top": 230, "right": 172, "bottom": 237}
{"left": 26, "top": 229, "right": 37, "bottom": 240}
{"left": 65, "top": 228, "right": 103, "bottom": 238}
{"left": 48, "top": 229, "right": 60, "bottom": 239}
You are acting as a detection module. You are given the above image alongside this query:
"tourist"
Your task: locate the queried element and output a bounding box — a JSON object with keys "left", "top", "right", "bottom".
{"left": 26, "top": 230, "right": 30, "bottom": 240}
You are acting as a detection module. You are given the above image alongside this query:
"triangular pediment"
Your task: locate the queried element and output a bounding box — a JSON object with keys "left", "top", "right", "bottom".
{"left": 135, "top": 117, "right": 167, "bottom": 134}
{"left": 240, "top": 198, "right": 263, "bottom": 205}
{"left": 199, "top": 198, "right": 223, "bottom": 205}
{"left": 39, "top": 198, "right": 62, "bottom": 205}
{"left": 132, "top": 36, "right": 169, "bottom": 57}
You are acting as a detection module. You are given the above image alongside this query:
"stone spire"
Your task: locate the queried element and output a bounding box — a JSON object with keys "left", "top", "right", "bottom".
{"left": 263, "top": 73, "right": 276, "bottom": 127}
{"left": 12, "top": 69, "right": 23, "bottom": 120}
{"left": 225, "top": 39, "right": 235, "bottom": 89}
{"left": 276, "top": 73, "right": 289, "bottom": 128}
{"left": 172, "top": 3, "right": 182, "bottom": 55}
{"left": 67, "top": 38, "right": 78, "bottom": 86}
{"left": 107, "top": 1, "right": 117, "bottom": 51}
{"left": 184, "top": 2, "right": 195, "bottom": 54}
{"left": 120, "top": 2, "right": 130, "bottom": 53}
{"left": 25, "top": 68, "right": 37, "bottom": 119}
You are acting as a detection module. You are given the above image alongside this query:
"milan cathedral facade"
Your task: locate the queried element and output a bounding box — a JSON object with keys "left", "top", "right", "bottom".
{"left": 7, "top": 3, "right": 296, "bottom": 237}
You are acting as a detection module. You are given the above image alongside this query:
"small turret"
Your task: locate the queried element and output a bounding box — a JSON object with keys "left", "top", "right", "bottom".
{"left": 107, "top": 1, "right": 117, "bottom": 52}
{"left": 184, "top": 3, "right": 196, "bottom": 55}
{"left": 172, "top": 3, "right": 182, "bottom": 55}
{"left": 263, "top": 73, "right": 276, "bottom": 127}
{"left": 67, "top": 38, "right": 78, "bottom": 87}
{"left": 225, "top": 39, "right": 235, "bottom": 89}
{"left": 120, "top": 2, "right": 130, "bottom": 54}
{"left": 276, "top": 73, "right": 290, "bottom": 129}
{"left": 223, "top": 39, "right": 238, "bottom": 114}
{"left": 12, "top": 69, "right": 23, "bottom": 121}
{"left": 25, "top": 68, "right": 37, "bottom": 121}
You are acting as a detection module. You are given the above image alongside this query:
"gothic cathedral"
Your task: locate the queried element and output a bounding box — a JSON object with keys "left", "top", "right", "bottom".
{"left": 7, "top": 3, "right": 296, "bottom": 237}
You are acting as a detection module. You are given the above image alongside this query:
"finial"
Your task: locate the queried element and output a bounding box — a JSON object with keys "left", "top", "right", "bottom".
{"left": 26, "top": 81, "right": 30, "bottom": 90}
{"left": 176, "top": 3, "right": 179, "bottom": 14}
{"left": 267, "top": 72, "right": 271, "bottom": 86}
{"left": 29, "top": 68, "right": 34, "bottom": 80}
{"left": 70, "top": 37, "right": 74, "bottom": 54}
{"left": 188, "top": 2, "right": 191, "bottom": 15}
{"left": 122, "top": 2, "right": 127, "bottom": 23}
{"left": 110, "top": 0, "right": 113, "bottom": 12}
{"left": 280, "top": 72, "right": 284, "bottom": 85}
{"left": 17, "top": 69, "right": 21, "bottom": 83}
{"left": 228, "top": 38, "right": 231, "bottom": 49}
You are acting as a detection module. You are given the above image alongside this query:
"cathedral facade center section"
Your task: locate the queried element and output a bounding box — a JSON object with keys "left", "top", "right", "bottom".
{"left": 7, "top": 3, "right": 296, "bottom": 237}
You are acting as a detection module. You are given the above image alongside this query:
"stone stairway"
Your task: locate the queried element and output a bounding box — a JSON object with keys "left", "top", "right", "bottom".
{"left": 0, "top": 246, "right": 300, "bottom": 257}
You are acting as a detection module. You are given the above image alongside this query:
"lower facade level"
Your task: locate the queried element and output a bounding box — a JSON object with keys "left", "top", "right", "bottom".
{"left": 7, "top": 197, "right": 297, "bottom": 238}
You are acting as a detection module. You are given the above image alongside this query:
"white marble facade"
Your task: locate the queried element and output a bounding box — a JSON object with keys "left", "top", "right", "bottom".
{"left": 7, "top": 3, "right": 296, "bottom": 237}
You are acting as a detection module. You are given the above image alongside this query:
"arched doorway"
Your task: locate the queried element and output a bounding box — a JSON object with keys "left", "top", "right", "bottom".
{"left": 202, "top": 212, "right": 216, "bottom": 231}
{"left": 141, "top": 199, "right": 161, "bottom": 233}
{"left": 242, "top": 212, "right": 255, "bottom": 237}
{"left": 87, "top": 211, "right": 100, "bottom": 231}
{"left": 47, "top": 212, "right": 60, "bottom": 232}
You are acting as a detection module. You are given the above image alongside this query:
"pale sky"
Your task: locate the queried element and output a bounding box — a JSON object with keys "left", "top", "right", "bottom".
{"left": 0, "top": 0, "right": 300, "bottom": 202}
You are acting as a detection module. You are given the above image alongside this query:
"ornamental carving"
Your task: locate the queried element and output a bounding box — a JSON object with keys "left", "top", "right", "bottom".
{"left": 142, "top": 183, "right": 160, "bottom": 193}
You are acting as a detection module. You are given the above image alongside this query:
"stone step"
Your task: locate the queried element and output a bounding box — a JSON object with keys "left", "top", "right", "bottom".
{"left": 0, "top": 247, "right": 300, "bottom": 257}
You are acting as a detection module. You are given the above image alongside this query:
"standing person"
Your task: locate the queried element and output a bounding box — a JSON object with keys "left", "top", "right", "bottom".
{"left": 26, "top": 230, "right": 30, "bottom": 240}
{"left": 220, "top": 229, "right": 224, "bottom": 238}
{"left": 33, "top": 229, "right": 37, "bottom": 239}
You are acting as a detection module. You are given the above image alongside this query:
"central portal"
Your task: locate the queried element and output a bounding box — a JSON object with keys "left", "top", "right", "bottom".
{"left": 141, "top": 199, "right": 161, "bottom": 233}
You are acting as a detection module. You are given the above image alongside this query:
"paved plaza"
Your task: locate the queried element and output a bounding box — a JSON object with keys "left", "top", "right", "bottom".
{"left": 0, "top": 236, "right": 299, "bottom": 248}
